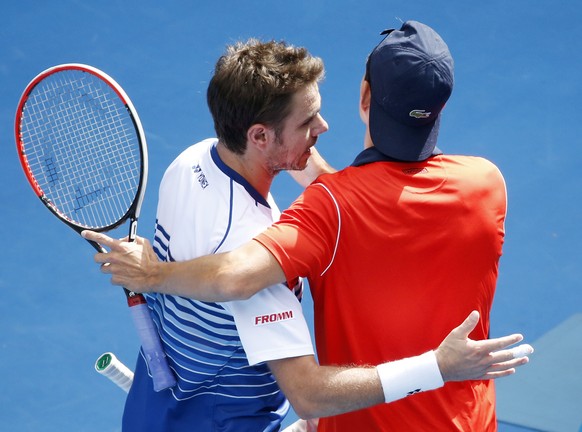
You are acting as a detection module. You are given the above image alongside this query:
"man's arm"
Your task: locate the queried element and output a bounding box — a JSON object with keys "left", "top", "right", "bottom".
{"left": 267, "top": 311, "right": 532, "bottom": 419}
{"left": 82, "top": 230, "right": 281, "bottom": 301}
{"left": 81, "top": 231, "right": 533, "bottom": 417}
{"left": 268, "top": 356, "right": 382, "bottom": 419}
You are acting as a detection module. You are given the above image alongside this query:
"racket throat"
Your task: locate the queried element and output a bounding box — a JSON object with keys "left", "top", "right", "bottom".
{"left": 128, "top": 218, "right": 139, "bottom": 242}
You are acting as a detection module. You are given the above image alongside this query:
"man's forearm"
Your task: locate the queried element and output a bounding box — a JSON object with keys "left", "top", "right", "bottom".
{"left": 157, "top": 241, "right": 287, "bottom": 301}
{"left": 156, "top": 253, "right": 253, "bottom": 301}
{"left": 268, "top": 356, "right": 384, "bottom": 419}
{"left": 268, "top": 352, "right": 443, "bottom": 419}
{"left": 266, "top": 312, "right": 533, "bottom": 420}
{"left": 82, "top": 230, "right": 286, "bottom": 301}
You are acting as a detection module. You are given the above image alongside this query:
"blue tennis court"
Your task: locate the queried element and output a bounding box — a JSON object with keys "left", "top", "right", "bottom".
{"left": 1, "top": 1, "right": 580, "bottom": 430}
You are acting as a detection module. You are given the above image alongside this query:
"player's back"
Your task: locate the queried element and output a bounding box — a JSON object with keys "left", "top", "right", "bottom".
{"left": 310, "top": 154, "right": 506, "bottom": 431}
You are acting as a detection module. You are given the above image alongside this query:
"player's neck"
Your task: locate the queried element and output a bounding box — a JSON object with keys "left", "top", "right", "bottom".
{"left": 216, "top": 142, "right": 274, "bottom": 199}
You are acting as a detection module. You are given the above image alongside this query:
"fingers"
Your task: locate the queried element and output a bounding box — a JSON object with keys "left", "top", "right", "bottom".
{"left": 82, "top": 230, "right": 117, "bottom": 249}
{"left": 481, "top": 369, "right": 516, "bottom": 379}
{"left": 489, "top": 343, "right": 534, "bottom": 365}
{"left": 472, "top": 342, "right": 533, "bottom": 380}
{"left": 480, "top": 354, "right": 530, "bottom": 379}
{"left": 490, "top": 356, "right": 529, "bottom": 371}
{"left": 81, "top": 230, "right": 122, "bottom": 263}
{"left": 436, "top": 313, "right": 534, "bottom": 382}
{"left": 473, "top": 333, "right": 524, "bottom": 354}
{"left": 134, "top": 235, "right": 147, "bottom": 246}
{"left": 95, "top": 255, "right": 133, "bottom": 288}
{"left": 83, "top": 230, "right": 149, "bottom": 249}
{"left": 82, "top": 232, "right": 156, "bottom": 293}
{"left": 453, "top": 310, "right": 480, "bottom": 338}
{"left": 509, "top": 344, "right": 534, "bottom": 359}
{"left": 81, "top": 230, "right": 115, "bottom": 265}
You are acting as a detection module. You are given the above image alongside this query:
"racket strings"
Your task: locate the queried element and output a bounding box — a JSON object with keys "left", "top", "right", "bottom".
{"left": 19, "top": 70, "right": 142, "bottom": 229}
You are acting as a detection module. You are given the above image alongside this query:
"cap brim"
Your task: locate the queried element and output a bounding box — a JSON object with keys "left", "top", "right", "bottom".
{"left": 369, "top": 96, "right": 440, "bottom": 162}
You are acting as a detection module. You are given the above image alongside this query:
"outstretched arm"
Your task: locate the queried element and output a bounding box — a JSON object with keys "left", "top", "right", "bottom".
{"left": 267, "top": 311, "right": 532, "bottom": 419}
{"left": 81, "top": 230, "right": 284, "bottom": 301}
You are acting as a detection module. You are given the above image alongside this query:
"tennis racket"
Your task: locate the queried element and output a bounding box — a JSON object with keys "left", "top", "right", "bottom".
{"left": 15, "top": 63, "right": 176, "bottom": 392}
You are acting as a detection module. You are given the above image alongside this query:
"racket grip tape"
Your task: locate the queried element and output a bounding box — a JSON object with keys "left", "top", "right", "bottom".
{"left": 95, "top": 352, "right": 134, "bottom": 393}
{"left": 129, "top": 302, "right": 177, "bottom": 391}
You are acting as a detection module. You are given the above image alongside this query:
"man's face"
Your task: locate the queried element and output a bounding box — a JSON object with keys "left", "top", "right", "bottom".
{"left": 265, "top": 83, "right": 328, "bottom": 174}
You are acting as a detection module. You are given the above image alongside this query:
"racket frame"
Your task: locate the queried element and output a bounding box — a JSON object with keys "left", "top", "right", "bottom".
{"left": 15, "top": 63, "right": 175, "bottom": 392}
{"left": 15, "top": 63, "right": 148, "bottom": 238}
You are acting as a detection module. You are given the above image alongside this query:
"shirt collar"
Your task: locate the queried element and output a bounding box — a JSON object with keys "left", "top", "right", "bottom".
{"left": 210, "top": 143, "right": 270, "bottom": 208}
{"left": 351, "top": 146, "right": 443, "bottom": 167}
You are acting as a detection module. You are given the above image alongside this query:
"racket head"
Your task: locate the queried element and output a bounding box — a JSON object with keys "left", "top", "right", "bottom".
{"left": 15, "top": 63, "right": 148, "bottom": 234}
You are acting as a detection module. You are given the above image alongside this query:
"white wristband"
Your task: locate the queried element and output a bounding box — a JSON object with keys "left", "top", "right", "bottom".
{"left": 376, "top": 351, "right": 444, "bottom": 403}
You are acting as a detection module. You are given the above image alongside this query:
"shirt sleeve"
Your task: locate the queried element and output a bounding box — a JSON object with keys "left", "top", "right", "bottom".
{"left": 221, "top": 282, "right": 315, "bottom": 365}
{"left": 255, "top": 181, "right": 340, "bottom": 287}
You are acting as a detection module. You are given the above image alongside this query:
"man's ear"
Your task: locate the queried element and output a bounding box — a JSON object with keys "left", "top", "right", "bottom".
{"left": 247, "top": 123, "right": 275, "bottom": 152}
{"left": 359, "top": 77, "right": 371, "bottom": 121}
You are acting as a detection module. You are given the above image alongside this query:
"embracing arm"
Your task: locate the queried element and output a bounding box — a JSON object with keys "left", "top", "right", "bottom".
{"left": 268, "top": 356, "right": 382, "bottom": 419}
{"left": 81, "top": 230, "right": 284, "bottom": 301}
{"left": 268, "top": 311, "right": 533, "bottom": 419}
{"left": 77, "top": 234, "right": 534, "bottom": 417}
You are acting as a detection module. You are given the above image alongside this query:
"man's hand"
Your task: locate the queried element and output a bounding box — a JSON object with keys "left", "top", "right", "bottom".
{"left": 81, "top": 230, "right": 159, "bottom": 293}
{"left": 436, "top": 310, "right": 533, "bottom": 382}
{"left": 288, "top": 147, "right": 336, "bottom": 187}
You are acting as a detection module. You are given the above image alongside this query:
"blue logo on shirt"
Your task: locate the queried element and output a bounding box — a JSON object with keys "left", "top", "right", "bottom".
{"left": 192, "top": 164, "right": 209, "bottom": 189}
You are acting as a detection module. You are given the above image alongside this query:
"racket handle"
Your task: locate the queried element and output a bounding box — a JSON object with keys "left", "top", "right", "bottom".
{"left": 95, "top": 352, "right": 134, "bottom": 393}
{"left": 129, "top": 302, "right": 177, "bottom": 392}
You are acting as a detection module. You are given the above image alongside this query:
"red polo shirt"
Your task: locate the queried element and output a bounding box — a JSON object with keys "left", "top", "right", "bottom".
{"left": 255, "top": 152, "right": 506, "bottom": 431}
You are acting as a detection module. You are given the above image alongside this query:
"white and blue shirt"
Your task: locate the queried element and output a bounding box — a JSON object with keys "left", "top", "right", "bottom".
{"left": 122, "top": 138, "right": 314, "bottom": 432}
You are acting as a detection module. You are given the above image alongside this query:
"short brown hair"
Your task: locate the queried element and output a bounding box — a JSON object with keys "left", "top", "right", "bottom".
{"left": 207, "top": 39, "right": 324, "bottom": 154}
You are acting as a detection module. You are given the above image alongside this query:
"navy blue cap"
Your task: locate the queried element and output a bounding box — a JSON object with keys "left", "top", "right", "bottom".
{"left": 367, "top": 21, "right": 454, "bottom": 161}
